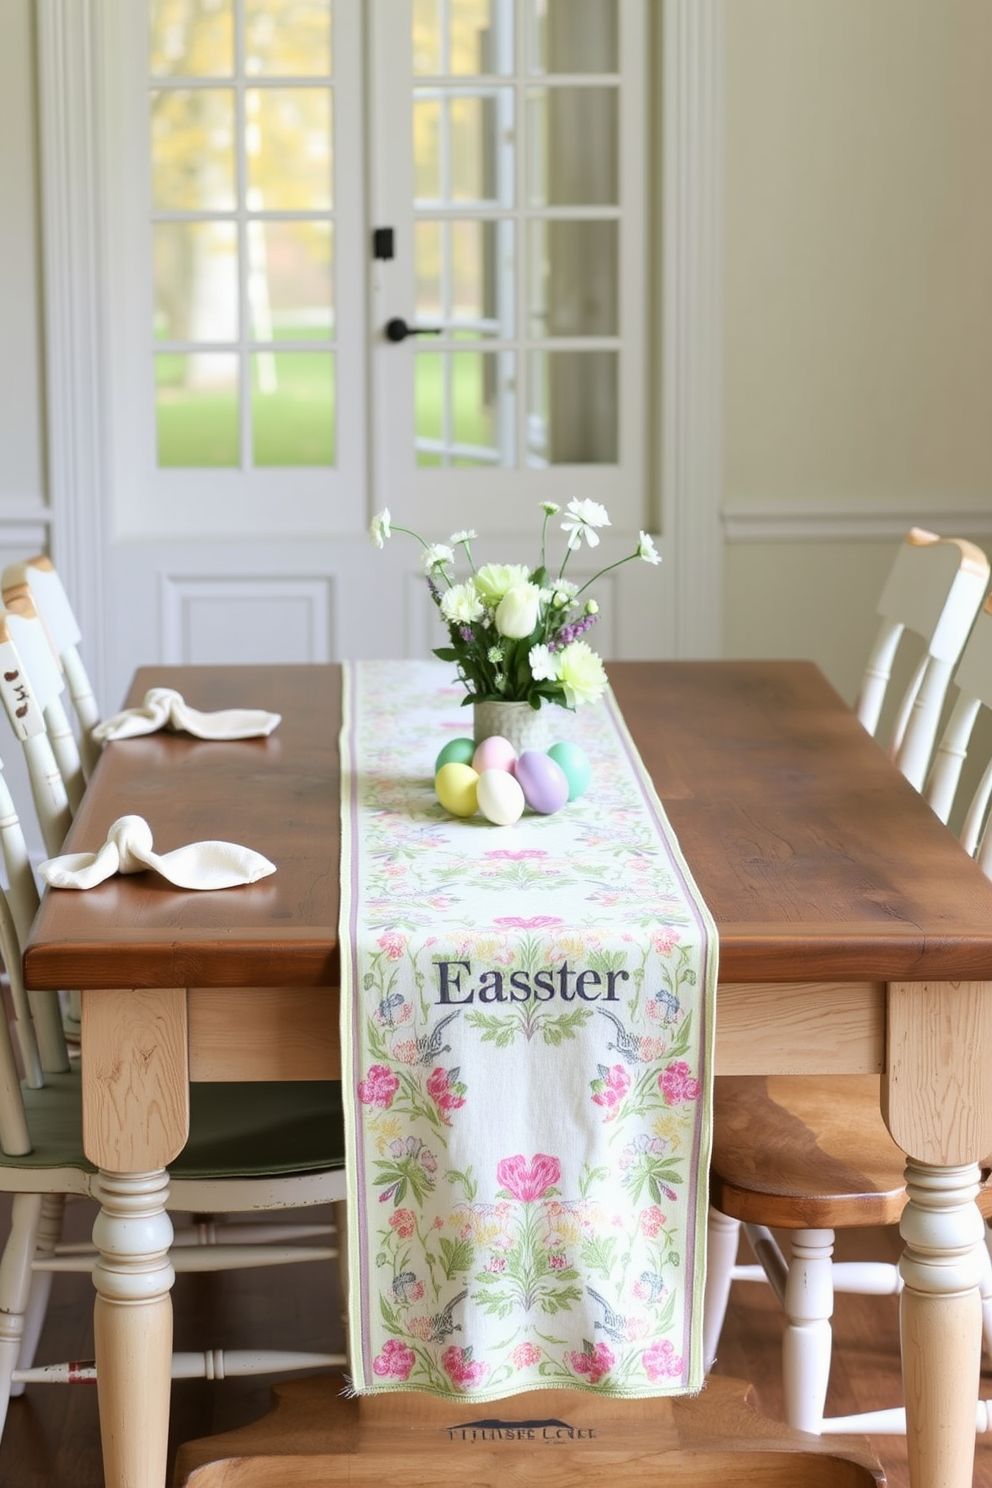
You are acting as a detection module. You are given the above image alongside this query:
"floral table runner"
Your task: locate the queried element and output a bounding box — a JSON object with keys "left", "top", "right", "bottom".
{"left": 340, "top": 660, "right": 718, "bottom": 1401}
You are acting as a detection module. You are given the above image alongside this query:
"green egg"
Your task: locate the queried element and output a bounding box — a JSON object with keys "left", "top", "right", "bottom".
{"left": 547, "top": 740, "right": 592, "bottom": 801}
{"left": 435, "top": 737, "right": 476, "bottom": 773}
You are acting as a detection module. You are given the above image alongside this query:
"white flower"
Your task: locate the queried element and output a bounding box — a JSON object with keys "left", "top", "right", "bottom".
{"left": 440, "top": 581, "right": 485, "bottom": 625}
{"left": 638, "top": 532, "right": 661, "bottom": 566}
{"left": 558, "top": 640, "right": 607, "bottom": 707}
{"left": 585, "top": 599, "right": 599, "bottom": 615}
{"left": 561, "top": 498, "right": 611, "bottom": 550}
{"left": 422, "top": 543, "right": 454, "bottom": 573}
{"left": 540, "top": 501, "right": 560, "bottom": 515}
{"left": 474, "top": 563, "right": 531, "bottom": 605}
{"left": 528, "top": 644, "right": 560, "bottom": 682}
{"left": 449, "top": 529, "right": 478, "bottom": 545}
{"left": 487, "top": 645, "right": 504, "bottom": 663}
{"left": 494, "top": 583, "right": 542, "bottom": 639}
{"left": 370, "top": 508, "right": 391, "bottom": 548}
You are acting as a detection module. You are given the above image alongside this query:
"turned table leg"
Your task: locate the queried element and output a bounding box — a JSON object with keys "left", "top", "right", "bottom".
{"left": 81, "top": 987, "right": 190, "bottom": 1488}
{"left": 899, "top": 1160, "right": 985, "bottom": 1488}
{"left": 92, "top": 1170, "right": 175, "bottom": 1488}
{"left": 884, "top": 979, "right": 992, "bottom": 1488}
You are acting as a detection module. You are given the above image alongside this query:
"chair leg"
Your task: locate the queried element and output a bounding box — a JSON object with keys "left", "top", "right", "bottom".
{"left": 9, "top": 1193, "right": 64, "bottom": 1397}
{"left": 334, "top": 1197, "right": 350, "bottom": 1372}
{"left": 0, "top": 1193, "right": 44, "bottom": 1435}
{"left": 702, "top": 1206, "right": 741, "bottom": 1371}
{"left": 781, "top": 1227, "right": 835, "bottom": 1436}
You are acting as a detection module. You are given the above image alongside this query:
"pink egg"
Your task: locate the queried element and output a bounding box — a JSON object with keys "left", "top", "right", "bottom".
{"left": 472, "top": 735, "right": 517, "bottom": 774}
{"left": 514, "top": 751, "right": 569, "bottom": 815}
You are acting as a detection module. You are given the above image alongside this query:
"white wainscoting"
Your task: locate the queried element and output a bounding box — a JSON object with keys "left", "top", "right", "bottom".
{"left": 161, "top": 574, "right": 335, "bottom": 666}
{"left": 724, "top": 502, "right": 992, "bottom": 543}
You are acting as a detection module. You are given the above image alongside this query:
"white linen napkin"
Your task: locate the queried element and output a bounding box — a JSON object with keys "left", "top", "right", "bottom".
{"left": 39, "top": 815, "right": 276, "bottom": 890}
{"left": 91, "top": 687, "right": 281, "bottom": 743}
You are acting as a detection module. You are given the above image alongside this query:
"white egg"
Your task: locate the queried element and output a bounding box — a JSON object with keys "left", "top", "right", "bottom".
{"left": 477, "top": 767, "right": 525, "bottom": 826}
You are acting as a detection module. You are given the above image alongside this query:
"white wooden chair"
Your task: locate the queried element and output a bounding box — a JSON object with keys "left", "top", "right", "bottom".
{"left": 703, "top": 594, "right": 992, "bottom": 1435}
{"left": 2, "top": 557, "right": 101, "bottom": 782}
{"left": 854, "top": 526, "right": 989, "bottom": 789}
{"left": 0, "top": 736, "right": 347, "bottom": 1439}
{"left": 0, "top": 606, "right": 76, "bottom": 854}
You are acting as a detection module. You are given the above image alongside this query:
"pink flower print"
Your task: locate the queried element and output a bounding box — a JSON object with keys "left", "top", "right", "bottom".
{"left": 590, "top": 1063, "right": 631, "bottom": 1118}
{"left": 496, "top": 1153, "right": 562, "bottom": 1202}
{"left": 372, "top": 1338, "right": 415, "bottom": 1381}
{"left": 637, "top": 1036, "right": 666, "bottom": 1062}
{"left": 426, "top": 1065, "right": 467, "bottom": 1117}
{"left": 643, "top": 1338, "right": 684, "bottom": 1382}
{"left": 378, "top": 929, "right": 408, "bottom": 958}
{"left": 484, "top": 849, "right": 548, "bottom": 860}
{"left": 512, "top": 1341, "right": 542, "bottom": 1370}
{"left": 442, "top": 1345, "right": 489, "bottom": 1390}
{"left": 393, "top": 1040, "right": 419, "bottom": 1064}
{"left": 389, "top": 1209, "right": 416, "bottom": 1240}
{"left": 567, "top": 1341, "right": 615, "bottom": 1385}
{"left": 487, "top": 1256, "right": 507, "bottom": 1273}
{"left": 659, "top": 1060, "right": 701, "bottom": 1105}
{"left": 549, "top": 1252, "right": 569, "bottom": 1270}
{"left": 639, "top": 1205, "right": 667, "bottom": 1238}
{"left": 651, "top": 927, "right": 682, "bottom": 955}
{"left": 358, "top": 1063, "right": 399, "bottom": 1109}
{"left": 493, "top": 915, "right": 563, "bottom": 929}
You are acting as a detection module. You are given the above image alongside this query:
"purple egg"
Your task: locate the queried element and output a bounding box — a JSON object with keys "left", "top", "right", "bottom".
{"left": 514, "top": 750, "right": 569, "bottom": 815}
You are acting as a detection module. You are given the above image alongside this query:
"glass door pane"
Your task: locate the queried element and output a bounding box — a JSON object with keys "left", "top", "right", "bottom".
{"left": 402, "top": 0, "right": 624, "bottom": 474}
{"left": 148, "top": 0, "right": 337, "bottom": 469}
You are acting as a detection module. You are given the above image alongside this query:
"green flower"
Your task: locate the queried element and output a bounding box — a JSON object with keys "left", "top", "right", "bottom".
{"left": 558, "top": 640, "right": 607, "bottom": 706}
{"left": 474, "top": 563, "right": 531, "bottom": 606}
{"left": 440, "top": 582, "right": 485, "bottom": 624}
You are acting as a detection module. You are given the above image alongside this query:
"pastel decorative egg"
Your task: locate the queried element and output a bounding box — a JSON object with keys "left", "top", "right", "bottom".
{"left": 547, "top": 740, "right": 592, "bottom": 801}
{"left": 435, "top": 737, "right": 476, "bottom": 773}
{"left": 514, "top": 750, "right": 569, "bottom": 815}
{"left": 477, "top": 768, "right": 525, "bottom": 826}
{"left": 435, "top": 761, "right": 479, "bottom": 818}
{"left": 472, "top": 735, "right": 517, "bottom": 774}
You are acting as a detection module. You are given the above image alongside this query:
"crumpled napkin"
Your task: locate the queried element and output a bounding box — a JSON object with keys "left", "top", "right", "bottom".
{"left": 91, "top": 687, "right": 281, "bottom": 743}
{"left": 39, "top": 815, "right": 276, "bottom": 890}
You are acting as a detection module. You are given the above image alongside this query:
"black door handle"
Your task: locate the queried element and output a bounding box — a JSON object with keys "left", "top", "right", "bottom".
{"left": 385, "top": 317, "right": 443, "bottom": 343}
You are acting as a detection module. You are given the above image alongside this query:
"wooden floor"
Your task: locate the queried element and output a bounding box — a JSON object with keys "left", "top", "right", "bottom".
{"left": 1, "top": 1197, "right": 992, "bottom": 1486}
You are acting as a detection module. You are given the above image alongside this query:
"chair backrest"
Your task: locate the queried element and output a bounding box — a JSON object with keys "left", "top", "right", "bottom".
{"left": 2, "top": 595, "right": 85, "bottom": 814}
{"left": 0, "top": 611, "right": 73, "bottom": 856}
{"left": 856, "top": 527, "right": 990, "bottom": 790}
{"left": 924, "top": 598, "right": 992, "bottom": 872}
{"left": 2, "top": 556, "right": 101, "bottom": 780}
{"left": 0, "top": 717, "right": 68, "bottom": 1104}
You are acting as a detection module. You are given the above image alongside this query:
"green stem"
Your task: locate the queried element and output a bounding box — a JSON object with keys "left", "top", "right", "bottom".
{"left": 574, "top": 550, "right": 638, "bottom": 600}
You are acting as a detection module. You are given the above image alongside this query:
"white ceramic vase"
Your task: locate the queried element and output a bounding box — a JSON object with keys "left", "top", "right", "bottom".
{"left": 473, "top": 699, "right": 550, "bottom": 755}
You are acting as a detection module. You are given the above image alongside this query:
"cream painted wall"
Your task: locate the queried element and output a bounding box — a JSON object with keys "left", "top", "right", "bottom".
{"left": 723, "top": 0, "right": 992, "bottom": 702}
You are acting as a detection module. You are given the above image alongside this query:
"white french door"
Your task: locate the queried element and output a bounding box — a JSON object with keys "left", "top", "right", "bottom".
{"left": 38, "top": 0, "right": 723, "bottom": 717}
{"left": 370, "top": 0, "right": 647, "bottom": 538}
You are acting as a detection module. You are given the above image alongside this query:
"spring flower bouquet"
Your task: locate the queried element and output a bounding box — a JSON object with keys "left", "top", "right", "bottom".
{"left": 370, "top": 499, "right": 660, "bottom": 712}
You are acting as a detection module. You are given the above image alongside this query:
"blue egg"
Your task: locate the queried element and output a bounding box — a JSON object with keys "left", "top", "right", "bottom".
{"left": 547, "top": 740, "right": 592, "bottom": 800}
{"left": 435, "top": 737, "right": 476, "bottom": 773}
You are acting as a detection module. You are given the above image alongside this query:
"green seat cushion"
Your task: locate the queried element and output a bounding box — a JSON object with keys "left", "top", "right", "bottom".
{"left": 7, "top": 1075, "right": 344, "bottom": 1180}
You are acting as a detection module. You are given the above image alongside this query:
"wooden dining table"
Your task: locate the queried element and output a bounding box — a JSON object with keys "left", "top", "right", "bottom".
{"left": 22, "top": 659, "right": 992, "bottom": 1488}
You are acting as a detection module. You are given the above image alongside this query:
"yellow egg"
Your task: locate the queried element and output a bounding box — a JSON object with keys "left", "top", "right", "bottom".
{"left": 435, "top": 761, "right": 479, "bottom": 817}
